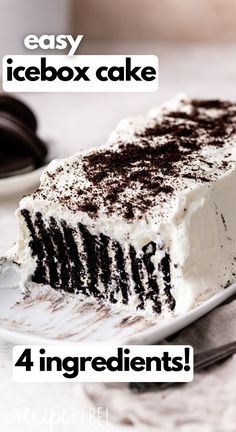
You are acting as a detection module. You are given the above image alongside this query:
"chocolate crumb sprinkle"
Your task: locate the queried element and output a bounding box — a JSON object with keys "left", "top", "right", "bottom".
{"left": 33, "top": 97, "right": 236, "bottom": 220}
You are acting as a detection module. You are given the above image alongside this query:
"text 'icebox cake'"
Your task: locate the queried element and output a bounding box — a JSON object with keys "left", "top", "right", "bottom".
{"left": 10, "top": 94, "right": 236, "bottom": 317}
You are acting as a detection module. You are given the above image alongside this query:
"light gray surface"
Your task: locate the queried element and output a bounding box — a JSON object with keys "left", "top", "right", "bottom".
{"left": 0, "top": 43, "right": 236, "bottom": 431}
{"left": 85, "top": 295, "right": 236, "bottom": 432}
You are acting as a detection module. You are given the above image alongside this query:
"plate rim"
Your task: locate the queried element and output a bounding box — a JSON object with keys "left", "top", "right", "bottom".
{"left": 126, "top": 283, "right": 236, "bottom": 344}
{"left": 0, "top": 164, "right": 46, "bottom": 199}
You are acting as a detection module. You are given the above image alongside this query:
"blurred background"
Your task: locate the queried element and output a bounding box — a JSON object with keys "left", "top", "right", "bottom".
{"left": 74, "top": 0, "right": 236, "bottom": 42}
{"left": 3, "top": 0, "right": 236, "bottom": 50}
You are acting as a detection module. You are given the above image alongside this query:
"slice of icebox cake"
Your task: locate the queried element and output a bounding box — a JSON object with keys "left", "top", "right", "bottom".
{"left": 9, "top": 94, "right": 236, "bottom": 317}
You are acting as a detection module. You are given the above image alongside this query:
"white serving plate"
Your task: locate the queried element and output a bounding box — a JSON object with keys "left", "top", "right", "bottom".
{"left": 0, "top": 263, "right": 235, "bottom": 345}
{"left": 0, "top": 165, "right": 45, "bottom": 199}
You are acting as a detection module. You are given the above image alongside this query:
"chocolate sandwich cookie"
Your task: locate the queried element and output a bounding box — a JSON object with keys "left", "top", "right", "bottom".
{"left": 0, "top": 95, "right": 37, "bottom": 132}
{"left": 0, "top": 95, "right": 47, "bottom": 178}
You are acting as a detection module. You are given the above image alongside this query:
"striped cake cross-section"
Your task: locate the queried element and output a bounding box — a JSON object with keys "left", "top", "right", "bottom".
{"left": 20, "top": 209, "right": 175, "bottom": 314}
